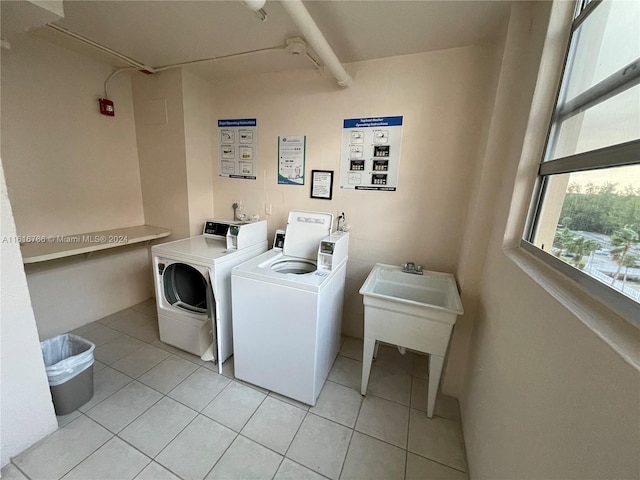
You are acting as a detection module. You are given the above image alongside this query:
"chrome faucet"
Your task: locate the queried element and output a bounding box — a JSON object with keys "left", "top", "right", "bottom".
{"left": 402, "top": 262, "right": 423, "bottom": 275}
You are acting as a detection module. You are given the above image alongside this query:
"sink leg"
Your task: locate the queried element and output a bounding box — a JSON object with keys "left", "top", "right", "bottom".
{"left": 361, "top": 338, "right": 376, "bottom": 395}
{"left": 427, "top": 354, "right": 444, "bottom": 418}
{"left": 373, "top": 341, "right": 379, "bottom": 360}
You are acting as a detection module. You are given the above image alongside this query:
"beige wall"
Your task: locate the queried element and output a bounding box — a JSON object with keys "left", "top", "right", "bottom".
{"left": 1, "top": 34, "right": 153, "bottom": 336}
{"left": 182, "top": 70, "right": 214, "bottom": 236}
{"left": 132, "top": 68, "right": 190, "bottom": 240}
{"left": 0, "top": 161, "right": 57, "bottom": 468}
{"left": 132, "top": 68, "right": 214, "bottom": 240}
{"left": 460, "top": 3, "right": 640, "bottom": 478}
{"left": 210, "top": 46, "right": 500, "bottom": 346}
{"left": 465, "top": 245, "right": 640, "bottom": 479}
{"left": 1, "top": 36, "right": 144, "bottom": 235}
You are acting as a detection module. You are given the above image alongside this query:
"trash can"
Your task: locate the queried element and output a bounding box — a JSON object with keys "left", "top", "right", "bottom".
{"left": 41, "top": 334, "right": 95, "bottom": 415}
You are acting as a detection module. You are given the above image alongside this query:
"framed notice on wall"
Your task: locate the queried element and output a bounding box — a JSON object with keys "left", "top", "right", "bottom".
{"left": 310, "top": 170, "right": 334, "bottom": 200}
{"left": 218, "top": 118, "right": 257, "bottom": 180}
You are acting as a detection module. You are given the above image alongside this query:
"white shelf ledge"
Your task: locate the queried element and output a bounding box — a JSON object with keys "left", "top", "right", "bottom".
{"left": 20, "top": 225, "right": 171, "bottom": 264}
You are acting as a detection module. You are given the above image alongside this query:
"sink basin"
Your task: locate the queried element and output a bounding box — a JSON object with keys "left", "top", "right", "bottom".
{"left": 360, "top": 263, "right": 463, "bottom": 319}
{"left": 359, "top": 263, "right": 463, "bottom": 418}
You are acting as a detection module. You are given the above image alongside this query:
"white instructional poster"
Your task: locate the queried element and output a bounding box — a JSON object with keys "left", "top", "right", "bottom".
{"left": 278, "top": 136, "right": 306, "bottom": 185}
{"left": 218, "top": 118, "right": 257, "bottom": 180}
{"left": 339, "top": 116, "right": 403, "bottom": 191}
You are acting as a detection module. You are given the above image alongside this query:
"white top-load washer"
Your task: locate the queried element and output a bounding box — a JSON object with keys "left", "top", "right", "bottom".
{"left": 152, "top": 220, "right": 267, "bottom": 373}
{"left": 231, "top": 211, "right": 349, "bottom": 405}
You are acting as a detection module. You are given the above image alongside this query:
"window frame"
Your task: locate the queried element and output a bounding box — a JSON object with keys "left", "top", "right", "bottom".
{"left": 522, "top": 0, "right": 640, "bottom": 325}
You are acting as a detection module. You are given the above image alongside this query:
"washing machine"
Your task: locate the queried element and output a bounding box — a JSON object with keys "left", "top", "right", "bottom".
{"left": 231, "top": 211, "right": 349, "bottom": 406}
{"left": 152, "top": 219, "right": 267, "bottom": 373}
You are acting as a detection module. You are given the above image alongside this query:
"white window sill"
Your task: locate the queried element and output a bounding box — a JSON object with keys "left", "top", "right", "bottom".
{"left": 504, "top": 245, "right": 640, "bottom": 372}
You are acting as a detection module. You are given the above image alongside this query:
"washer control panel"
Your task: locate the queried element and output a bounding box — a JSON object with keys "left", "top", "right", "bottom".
{"left": 203, "top": 220, "right": 236, "bottom": 239}
{"left": 317, "top": 231, "right": 349, "bottom": 271}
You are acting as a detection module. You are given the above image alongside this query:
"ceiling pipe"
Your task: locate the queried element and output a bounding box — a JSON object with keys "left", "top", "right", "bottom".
{"left": 279, "top": 0, "right": 352, "bottom": 88}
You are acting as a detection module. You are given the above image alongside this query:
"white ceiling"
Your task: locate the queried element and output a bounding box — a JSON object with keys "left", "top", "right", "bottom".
{"left": 25, "top": 0, "right": 511, "bottom": 81}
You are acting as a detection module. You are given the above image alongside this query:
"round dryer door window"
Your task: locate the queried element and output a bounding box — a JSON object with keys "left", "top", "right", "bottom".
{"left": 163, "top": 263, "right": 208, "bottom": 314}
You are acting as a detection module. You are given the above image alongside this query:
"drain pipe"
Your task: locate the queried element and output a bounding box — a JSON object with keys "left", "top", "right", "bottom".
{"left": 279, "top": 0, "right": 352, "bottom": 88}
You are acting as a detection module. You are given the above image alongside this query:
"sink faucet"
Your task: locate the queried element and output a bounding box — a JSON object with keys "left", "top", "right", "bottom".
{"left": 402, "top": 262, "right": 423, "bottom": 275}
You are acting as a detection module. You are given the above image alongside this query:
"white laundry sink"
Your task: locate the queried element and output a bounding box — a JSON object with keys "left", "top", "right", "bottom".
{"left": 359, "top": 263, "right": 463, "bottom": 417}
{"left": 360, "top": 263, "right": 463, "bottom": 319}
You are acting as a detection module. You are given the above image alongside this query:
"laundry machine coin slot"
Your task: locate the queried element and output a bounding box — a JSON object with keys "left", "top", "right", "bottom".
{"left": 273, "top": 230, "right": 286, "bottom": 249}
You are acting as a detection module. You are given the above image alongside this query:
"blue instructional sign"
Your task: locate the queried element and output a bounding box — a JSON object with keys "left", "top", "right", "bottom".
{"left": 340, "top": 115, "right": 403, "bottom": 191}
{"left": 218, "top": 118, "right": 258, "bottom": 180}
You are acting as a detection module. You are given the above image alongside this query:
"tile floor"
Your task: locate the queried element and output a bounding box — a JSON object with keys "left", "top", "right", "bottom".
{"left": 3, "top": 300, "right": 468, "bottom": 480}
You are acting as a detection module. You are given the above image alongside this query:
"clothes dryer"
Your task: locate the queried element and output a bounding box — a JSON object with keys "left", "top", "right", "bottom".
{"left": 232, "top": 211, "right": 349, "bottom": 405}
{"left": 152, "top": 220, "right": 267, "bottom": 373}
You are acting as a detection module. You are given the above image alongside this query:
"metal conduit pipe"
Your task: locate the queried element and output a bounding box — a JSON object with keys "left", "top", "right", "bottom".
{"left": 47, "top": 24, "right": 154, "bottom": 72}
{"left": 279, "top": 0, "right": 353, "bottom": 88}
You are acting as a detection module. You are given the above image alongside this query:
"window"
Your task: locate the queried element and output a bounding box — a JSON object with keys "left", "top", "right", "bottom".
{"left": 523, "top": 0, "right": 640, "bottom": 321}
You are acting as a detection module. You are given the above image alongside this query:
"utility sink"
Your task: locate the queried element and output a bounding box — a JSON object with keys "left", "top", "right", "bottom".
{"left": 360, "top": 263, "right": 463, "bottom": 318}
{"left": 359, "top": 263, "right": 464, "bottom": 417}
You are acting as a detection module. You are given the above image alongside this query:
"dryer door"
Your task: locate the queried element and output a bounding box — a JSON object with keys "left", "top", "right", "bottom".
{"left": 162, "top": 262, "right": 209, "bottom": 314}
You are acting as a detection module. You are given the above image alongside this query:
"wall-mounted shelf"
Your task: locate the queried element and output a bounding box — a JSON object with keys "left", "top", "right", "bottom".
{"left": 20, "top": 225, "right": 171, "bottom": 264}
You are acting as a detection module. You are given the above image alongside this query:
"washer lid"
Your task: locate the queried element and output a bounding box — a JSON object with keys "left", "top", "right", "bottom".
{"left": 283, "top": 210, "right": 333, "bottom": 260}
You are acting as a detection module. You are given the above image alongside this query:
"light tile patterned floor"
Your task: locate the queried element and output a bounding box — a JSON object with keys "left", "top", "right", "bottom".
{"left": 4, "top": 300, "right": 468, "bottom": 480}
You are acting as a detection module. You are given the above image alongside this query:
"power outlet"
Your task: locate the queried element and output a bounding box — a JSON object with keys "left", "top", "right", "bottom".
{"left": 265, "top": 203, "right": 273, "bottom": 215}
